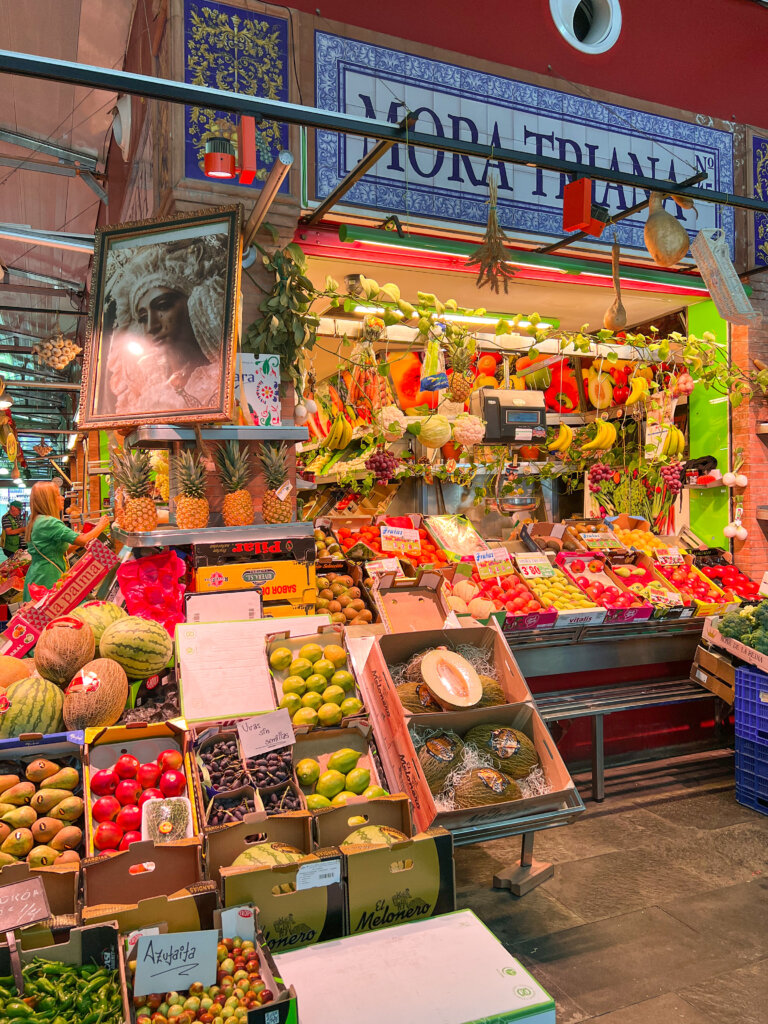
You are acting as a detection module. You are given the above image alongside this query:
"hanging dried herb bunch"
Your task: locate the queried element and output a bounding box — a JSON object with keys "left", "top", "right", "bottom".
{"left": 467, "top": 174, "right": 515, "bottom": 293}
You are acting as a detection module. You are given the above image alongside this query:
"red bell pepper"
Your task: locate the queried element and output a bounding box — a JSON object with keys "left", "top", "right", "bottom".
{"left": 545, "top": 361, "right": 579, "bottom": 413}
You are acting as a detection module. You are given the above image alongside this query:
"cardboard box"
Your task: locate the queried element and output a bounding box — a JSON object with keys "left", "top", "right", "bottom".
{"left": 703, "top": 616, "right": 768, "bottom": 674}
{"left": 293, "top": 723, "right": 386, "bottom": 801}
{"left": 0, "top": 923, "right": 131, "bottom": 1021}
{"left": 0, "top": 862, "right": 80, "bottom": 949}
{"left": 361, "top": 624, "right": 533, "bottom": 726}
{"left": 521, "top": 521, "right": 587, "bottom": 553}
{"left": 315, "top": 557, "right": 379, "bottom": 621}
{"left": 656, "top": 554, "right": 733, "bottom": 617}
{"left": 273, "top": 910, "right": 555, "bottom": 1024}
{"left": 556, "top": 551, "right": 652, "bottom": 624}
{"left": 191, "top": 534, "right": 315, "bottom": 568}
{"left": 607, "top": 550, "right": 691, "bottom": 619}
{"left": 82, "top": 836, "right": 205, "bottom": 912}
{"left": 369, "top": 569, "right": 456, "bottom": 632}
{"left": 691, "top": 645, "right": 736, "bottom": 704}
{"left": 314, "top": 796, "right": 455, "bottom": 936}
{"left": 84, "top": 721, "right": 200, "bottom": 854}
{"left": 194, "top": 559, "right": 317, "bottom": 616}
{"left": 209, "top": 812, "right": 346, "bottom": 951}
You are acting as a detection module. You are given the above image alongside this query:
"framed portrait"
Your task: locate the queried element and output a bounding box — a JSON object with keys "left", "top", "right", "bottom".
{"left": 80, "top": 205, "right": 242, "bottom": 429}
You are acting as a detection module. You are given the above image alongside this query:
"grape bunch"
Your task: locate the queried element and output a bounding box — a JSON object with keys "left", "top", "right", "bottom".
{"left": 588, "top": 462, "right": 613, "bottom": 493}
{"left": 661, "top": 460, "right": 684, "bottom": 495}
{"left": 365, "top": 448, "right": 400, "bottom": 482}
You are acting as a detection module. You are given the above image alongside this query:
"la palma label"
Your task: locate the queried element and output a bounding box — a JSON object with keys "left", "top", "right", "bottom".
{"left": 134, "top": 931, "right": 219, "bottom": 997}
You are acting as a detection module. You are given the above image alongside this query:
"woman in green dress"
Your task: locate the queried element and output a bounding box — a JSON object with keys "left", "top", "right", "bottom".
{"left": 23, "top": 482, "right": 110, "bottom": 601}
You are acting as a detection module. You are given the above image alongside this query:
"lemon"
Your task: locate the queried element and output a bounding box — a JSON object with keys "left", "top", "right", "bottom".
{"left": 302, "top": 691, "right": 323, "bottom": 711}
{"left": 269, "top": 647, "right": 293, "bottom": 672}
{"left": 292, "top": 707, "right": 318, "bottom": 729}
{"left": 282, "top": 675, "right": 307, "bottom": 696}
{"left": 289, "top": 658, "right": 314, "bottom": 680}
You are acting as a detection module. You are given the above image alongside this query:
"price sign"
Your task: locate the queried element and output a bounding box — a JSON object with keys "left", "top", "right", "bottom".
{"left": 237, "top": 708, "right": 295, "bottom": 758}
{"left": 582, "top": 531, "right": 623, "bottom": 550}
{"left": 380, "top": 525, "right": 421, "bottom": 556}
{"left": 366, "top": 558, "right": 405, "bottom": 578}
{"left": 655, "top": 546, "right": 684, "bottom": 565}
{"left": 296, "top": 859, "right": 342, "bottom": 891}
{"left": 759, "top": 571, "right": 768, "bottom": 599}
{"left": 474, "top": 547, "right": 514, "bottom": 580}
{"left": 515, "top": 553, "right": 555, "bottom": 579}
{"left": 134, "top": 930, "right": 219, "bottom": 997}
{"left": 0, "top": 876, "right": 50, "bottom": 933}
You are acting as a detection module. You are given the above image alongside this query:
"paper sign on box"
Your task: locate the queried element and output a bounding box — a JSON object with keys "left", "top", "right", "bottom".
{"left": 515, "top": 552, "right": 555, "bottom": 579}
{"left": 381, "top": 526, "right": 420, "bottom": 556}
{"left": 134, "top": 930, "right": 218, "bottom": 997}
{"left": 474, "top": 547, "right": 514, "bottom": 579}
{"left": 237, "top": 709, "right": 295, "bottom": 758}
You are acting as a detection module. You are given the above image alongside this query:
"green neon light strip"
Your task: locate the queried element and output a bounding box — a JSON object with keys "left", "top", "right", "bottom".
{"left": 337, "top": 225, "right": 709, "bottom": 291}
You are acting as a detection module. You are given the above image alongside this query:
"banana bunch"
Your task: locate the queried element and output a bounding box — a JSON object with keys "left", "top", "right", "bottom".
{"left": 322, "top": 414, "right": 354, "bottom": 450}
{"left": 581, "top": 419, "right": 617, "bottom": 452}
{"left": 625, "top": 376, "right": 650, "bottom": 406}
{"left": 547, "top": 422, "right": 574, "bottom": 453}
{"left": 661, "top": 425, "right": 685, "bottom": 456}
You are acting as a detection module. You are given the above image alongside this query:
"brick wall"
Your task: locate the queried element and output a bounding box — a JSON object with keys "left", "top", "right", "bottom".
{"left": 731, "top": 276, "right": 768, "bottom": 577}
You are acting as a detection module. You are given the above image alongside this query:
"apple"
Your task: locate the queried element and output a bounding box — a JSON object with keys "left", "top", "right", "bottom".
{"left": 157, "top": 749, "right": 183, "bottom": 772}
{"left": 575, "top": 575, "right": 590, "bottom": 589}
{"left": 93, "top": 821, "right": 123, "bottom": 851}
{"left": 119, "top": 831, "right": 142, "bottom": 851}
{"left": 137, "top": 762, "right": 162, "bottom": 789}
{"left": 159, "top": 770, "right": 187, "bottom": 797}
{"left": 138, "top": 787, "right": 163, "bottom": 807}
{"left": 115, "top": 779, "right": 142, "bottom": 806}
{"left": 115, "top": 754, "right": 140, "bottom": 779}
{"left": 588, "top": 560, "right": 603, "bottom": 573}
{"left": 92, "top": 795, "right": 121, "bottom": 823}
{"left": 570, "top": 559, "right": 586, "bottom": 573}
{"left": 90, "top": 768, "right": 118, "bottom": 796}
{"left": 116, "top": 804, "right": 141, "bottom": 832}
{"left": 602, "top": 586, "right": 621, "bottom": 601}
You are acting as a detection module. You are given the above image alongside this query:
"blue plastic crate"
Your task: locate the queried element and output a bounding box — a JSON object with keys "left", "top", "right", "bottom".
{"left": 735, "top": 736, "right": 768, "bottom": 781}
{"left": 734, "top": 665, "right": 768, "bottom": 744}
{"left": 735, "top": 780, "right": 768, "bottom": 815}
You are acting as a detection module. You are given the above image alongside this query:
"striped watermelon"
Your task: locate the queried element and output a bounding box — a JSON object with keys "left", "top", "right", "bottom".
{"left": 71, "top": 601, "right": 127, "bottom": 644}
{"left": 99, "top": 617, "right": 172, "bottom": 678}
{"left": 232, "top": 843, "right": 305, "bottom": 867}
{"left": 0, "top": 676, "right": 64, "bottom": 739}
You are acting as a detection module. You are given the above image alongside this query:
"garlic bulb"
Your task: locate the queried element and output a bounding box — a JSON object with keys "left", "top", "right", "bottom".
{"left": 735, "top": 526, "right": 748, "bottom": 541}
{"left": 304, "top": 398, "right": 318, "bottom": 414}
{"left": 722, "top": 472, "right": 737, "bottom": 487}
{"left": 723, "top": 523, "right": 738, "bottom": 538}
{"left": 734, "top": 473, "right": 748, "bottom": 488}
{"left": 294, "top": 403, "right": 308, "bottom": 423}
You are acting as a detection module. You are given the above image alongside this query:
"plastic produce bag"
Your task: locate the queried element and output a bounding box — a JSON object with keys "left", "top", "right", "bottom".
{"left": 117, "top": 550, "right": 186, "bottom": 635}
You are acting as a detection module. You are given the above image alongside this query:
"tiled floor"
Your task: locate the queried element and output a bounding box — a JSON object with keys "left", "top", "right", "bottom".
{"left": 455, "top": 749, "right": 768, "bottom": 1023}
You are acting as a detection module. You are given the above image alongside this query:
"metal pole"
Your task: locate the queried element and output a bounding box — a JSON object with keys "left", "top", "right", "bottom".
{"left": 4, "top": 381, "right": 80, "bottom": 391}
{"left": 1, "top": 48, "right": 767, "bottom": 214}
{"left": 0, "top": 306, "right": 86, "bottom": 317}
{"left": 242, "top": 151, "right": 294, "bottom": 248}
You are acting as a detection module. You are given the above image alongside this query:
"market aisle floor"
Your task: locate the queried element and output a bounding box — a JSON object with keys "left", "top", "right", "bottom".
{"left": 455, "top": 749, "right": 768, "bottom": 1023}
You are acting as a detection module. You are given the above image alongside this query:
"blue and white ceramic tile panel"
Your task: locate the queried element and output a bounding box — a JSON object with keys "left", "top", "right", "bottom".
{"left": 314, "top": 31, "right": 735, "bottom": 254}
{"left": 183, "top": 0, "right": 289, "bottom": 190}
{"left": 753, "top": 136, "right": 768, "bottom": 266}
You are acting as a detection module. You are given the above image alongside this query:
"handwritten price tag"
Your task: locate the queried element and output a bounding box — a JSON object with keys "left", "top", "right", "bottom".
{"left": 237, "top": 708, "right": 295, "bottom": 758}
{"left": 134, "top": 931, "right": 218, "bottom": 997}
{"left": 366, "top": 557, "right": 405, "bottom": 577}
{"left": 0, "top": 876, "right": 50, "bottom": 933}
{"left": 582, "top": 531, "right": 623, "bottom": 550}
{"left": 380, "top": 525, "right": 421, "bottom": 556}
{"left": 474, "top": 547, "right": 514, "bottom": 580}
{"left": 515, "top": 553, "right": 555, "bottom": 579}
{"left": 655, "top": 546, "right": 684, "bottom": 565}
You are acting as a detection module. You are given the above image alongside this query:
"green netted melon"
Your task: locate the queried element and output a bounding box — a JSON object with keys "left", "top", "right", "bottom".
{"left": 232, "top": 843, "right": 305, "bottom": 867}
{"left": 71, "top": 601, "right": 127, "bottom": 644}
{"left": 477, "top": 675, "right": 506, "bottom": 708}
{"left": 453, "top": 767, "right": 521, "bottom": 808}
{"left": 342, "top": 825, "right": 408, "bottom": 847}
{"left": 416, "top": 730, "right": 465, "bottom": 794}
{"left": 463, "top": 724, "right": 540, "bottom": 779}
{"left": 397, "top": 680, "right": 442, "bottom": 714}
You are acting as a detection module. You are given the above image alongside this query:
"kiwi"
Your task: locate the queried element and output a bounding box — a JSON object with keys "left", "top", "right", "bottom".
{"left": 477, "top": 675, "right": 506, "bottom": 708}
{"left": 453, "top": 768, "right": 521, "bottom": 808}
{"left": 397, "top": 680, "right": 442, "bottom": 714}
{"left": 415, "top": 731, "right": 465, "bottom": 794}
{"left": 463, "top": 725, "right": 540, "bottom": 779}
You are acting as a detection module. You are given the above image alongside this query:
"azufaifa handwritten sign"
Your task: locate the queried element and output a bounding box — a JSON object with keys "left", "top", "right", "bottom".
{"left": 0, "top": 876, "right": 50, "bottom": 933}
{"left": 133, "top": 931, "right": 218, "bottom": 997}
{"left": 237, "top": 708, "right": 295, "bottom": 758}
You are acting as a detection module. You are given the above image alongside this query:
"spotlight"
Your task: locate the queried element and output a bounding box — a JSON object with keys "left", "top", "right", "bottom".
{"left": 204, "top": 137, "right": 236, "bottom": 179}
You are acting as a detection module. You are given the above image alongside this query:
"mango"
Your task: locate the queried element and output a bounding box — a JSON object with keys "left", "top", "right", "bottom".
{"left": 55, "top": 850, "right": 80, "bottom": 865}
{"left": 2, "top": 782, "right": 35, "bottom": 806}
{"left": 0, "top": 823, "right": 10, "bottom": 845}
{"left": 315, "top": 770, "right": 346, "bottom": 799}
{"left": 49, "top": 796, "right": 84, "bottom": 822}
{"left": 50, "top": 825, "right": 82, "bottom": 851}
{"left": 27, "top": 845, "right": 58, "bottom": 868}
{"left": 43, "top": 767, "right": 80, "bottom": 791}
{"left": 1, "top": 806, "right": 37, "bottom": 829}
{"left": 345, "top": 767, "right": 371, "bottom": 795}
{"left": 1, "top": 828, "right": 33, "bottom": 857}
{"left": 30, "top": 788, "right": 68, "bottom": 814}
{"left": 0, "top": 774, "right": 20, "bottom": 795}
{"left": 31, "top": 817, "right": 64, "bottom": 844}
{"left": 0, "top": 851, "right": 18, "bottom": 867}
{"left": 327, "top": 748, "right": 361, "bottom": 775}
{"left": 25, "top": 759, "right": 59, "bottom": 784}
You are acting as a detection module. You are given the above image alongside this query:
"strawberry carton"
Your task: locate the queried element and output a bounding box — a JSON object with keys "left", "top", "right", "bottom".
{"left": 607, "top": 551, "right": 691, "bottom": 619}
{"left": 556, "top": 551, "right": 652, "bottom": 623}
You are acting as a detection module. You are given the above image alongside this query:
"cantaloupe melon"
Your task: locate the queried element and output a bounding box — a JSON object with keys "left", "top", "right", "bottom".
{"left": 231, "top": 842, "right": 305, "bottom": 867}
{"left": 34, "top": 617, "right": 95, "bottom": 686}
{"left": 62, "top": 658, "right": 129, "bottom": 730}
{"left": 446, "top": 595, "right": 468, "bottom": 614}
{"left": 467, "top": 597, "right": 496, "bottom": 620}
{"left": 452, "top": 580, "right": 479, "bottom": 604}
{"left": 421, "top": 649, "right": 482, "bottom": 710}
{"left": 0, "top": 656, "right": 33, "bottom": 690}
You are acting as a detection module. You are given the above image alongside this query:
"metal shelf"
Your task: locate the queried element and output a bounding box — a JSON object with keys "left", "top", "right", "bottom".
{"left": 112, "top": 521, "right": 314, "bottom": 548}
{"left": 126, "top": 424, "right": 308, "bottom": 447}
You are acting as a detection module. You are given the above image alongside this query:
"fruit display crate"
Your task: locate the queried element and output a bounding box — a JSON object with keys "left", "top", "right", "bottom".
{"left": 735, "top": 665, "right": 768, "bottom": 744}
{"left": 112, "top": 520, "right": 315, "bottom": 549}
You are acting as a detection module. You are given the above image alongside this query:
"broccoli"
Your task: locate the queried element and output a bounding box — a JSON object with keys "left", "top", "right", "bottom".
{"left": 740, "top": 629, "right": 768, "bottom": 655}
{"left": 752, "top": 601, "right": 768, "bottom": 632}
{"left": 719, "top": 610, "right": 753, "bottom": 640}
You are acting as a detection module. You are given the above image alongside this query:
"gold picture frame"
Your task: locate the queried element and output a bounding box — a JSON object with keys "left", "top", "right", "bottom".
{"left": 80, "top": 204, "right": 242, "bottom": 429}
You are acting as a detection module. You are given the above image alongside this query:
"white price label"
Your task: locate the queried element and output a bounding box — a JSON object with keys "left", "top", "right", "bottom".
{"left": 474, "top": 547, "right": 514, "bottom": 579}
{"left": 366, "top": 557, "right": 404, "bottom": 577}
{"left": 582, "top": 531, "right": 623, "bottom": 550}
{"left": 296, "top": 859, "right": 342, "bottom": 891}
{"left": 220, "top": 905, "right": 256, "bottom": 941}
{"left": 380, "top": 525, "right": 421, "bottom": 555}
{"left": 134, "top": 931, "right": 219, "bottom": 997}
{"left": 237, "top": 708, "right": 295, "bottom": 758}
{"left": 515, "top": 553, "right": 555, "bottom": 579}
{"left": 514, "top": 427, "right": 533, "bottom": 441}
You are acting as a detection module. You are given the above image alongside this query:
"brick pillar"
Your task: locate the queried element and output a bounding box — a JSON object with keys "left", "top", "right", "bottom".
{"left": 731, "top": 276, "right": 768, "bottom": 576}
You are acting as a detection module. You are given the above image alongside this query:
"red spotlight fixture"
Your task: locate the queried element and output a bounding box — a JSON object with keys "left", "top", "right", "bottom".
{"left": 563, "top": 178, "right": 609, "bottom": 237}
{"left": 204, "top": 117, "right": 258, "bottom": 183}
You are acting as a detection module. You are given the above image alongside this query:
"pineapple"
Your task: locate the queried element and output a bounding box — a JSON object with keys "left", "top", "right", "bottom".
{"left": 174, "top": 450, "right": 209, "bottom": 530}
{"left": 258, "top": 443, "right": 292, "bottom": 524}
{"left": 112, "top": 448, "right": 158, "bottom": 533}
{"left": 215, "top": 440, "right": 254, "bottom": 527}
{"left": 447, "top": 342, "right": 474, "bottom": 402}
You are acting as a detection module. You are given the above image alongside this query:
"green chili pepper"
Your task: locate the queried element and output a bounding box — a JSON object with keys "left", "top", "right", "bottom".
{"left": 38, "top": 965, "right": 66, "bottom": 976}
{"left": 3, "top": 1003, "right": 33, "bottom": 1018}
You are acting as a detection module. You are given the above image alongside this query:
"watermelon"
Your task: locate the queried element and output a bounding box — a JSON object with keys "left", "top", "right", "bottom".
{"left": 99, "top": 617, "right": 172, "bottom": 678}
{"left": 71, "top": 602, "right": 127, "bottom": 644}
{"left": 0, "top": 676, "right": 65, "bottom": 739}
{"left": 232, "top": 843, "right": 305, "bottom": 868}
{"left": 342, "top": 825, "right": 408, "bottom": 847}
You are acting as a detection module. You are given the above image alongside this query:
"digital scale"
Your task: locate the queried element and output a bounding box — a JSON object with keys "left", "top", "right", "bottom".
{"left": 469, "top": 389, "right": 547, "bottom": 445}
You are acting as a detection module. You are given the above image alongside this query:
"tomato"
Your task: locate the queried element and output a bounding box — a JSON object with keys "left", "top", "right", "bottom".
{"left": 477, "top": 354, "right": 498, "bottom": 377}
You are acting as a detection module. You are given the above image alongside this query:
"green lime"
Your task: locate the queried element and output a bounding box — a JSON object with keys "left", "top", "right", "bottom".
{"left": 331, "top": 669, "right": 355, "bottom": 692}
{"left": 282, "top": 675, "right": 307, "bottom": 696}
{"left": 289, "top": 658, "right": 314, "bottom": 680}
{"left": 278, "top": 692, "right": 302, "bottom": 716}
{"left": 317, "top": 702, "right": 343, "bottom": 727}
{"left": 296, "top": 758, "right": 320, "bottom": 786}
{"left": 304, "top": 673, "right": 328, "bottom": 694}
{"left": 301, "top": 691, "right": 323, "bottom": 711}
{"left": 298, "top": 643, "right": 324, "bottom": 664}
{"left": 313, "top": 658, "right": 336, "bottom": 680}
{"left": 269, "top": 647, "right": 292, "bottom": 671}
{"left": 345, "top": 767, "right": 371, "bottom": 795}
{"left": 292, "top": 707, "right": 318, "bottom": 729}
{"left": 315, "top": 769, "right": 346, "bottom": 799}
{"left": 321, "top": 684, "right": 346, "bottom": 706}
{"left": 340, "top": 696, "right": 363, "bottom": 717}
{"left": 363, "top": 785, "right": 388, "bottom": 798}
{"left": 331, "top": 790, "right": 359, "bottom": 807}
{"left": 306, "top": 794, "right": 332, "bottom": 810}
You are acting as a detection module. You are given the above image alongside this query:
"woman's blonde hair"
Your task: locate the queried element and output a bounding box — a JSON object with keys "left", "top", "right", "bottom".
{"left": 27, "top": 481, "right": 62, "bottom": 539}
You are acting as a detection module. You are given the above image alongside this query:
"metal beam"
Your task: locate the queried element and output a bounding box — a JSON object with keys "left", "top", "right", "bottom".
{"left": 5, "top": 268, "right": 84, "bottom": 291}
{"left": 0, "top": 225, "right": 94, "bottom": 253}
{"left": 0, "top": 126, "right": 98, "bottom": 170}
{"left": 0, "top": 305, "right": 85, "bottom": 317}
{"left": 304, "top": 115, "right": 417, "bottom": 226}
{"left": 0, "top": 283, "right": 81, "bottom": 298}
{"left": 536, "top": 171, "right": 708, "bottom": 254}
{"left": 1, "top": 49, "right": 767, "bottom": 215}
{"left": 4, "top": 381, "right": 80, "bottom": 391}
